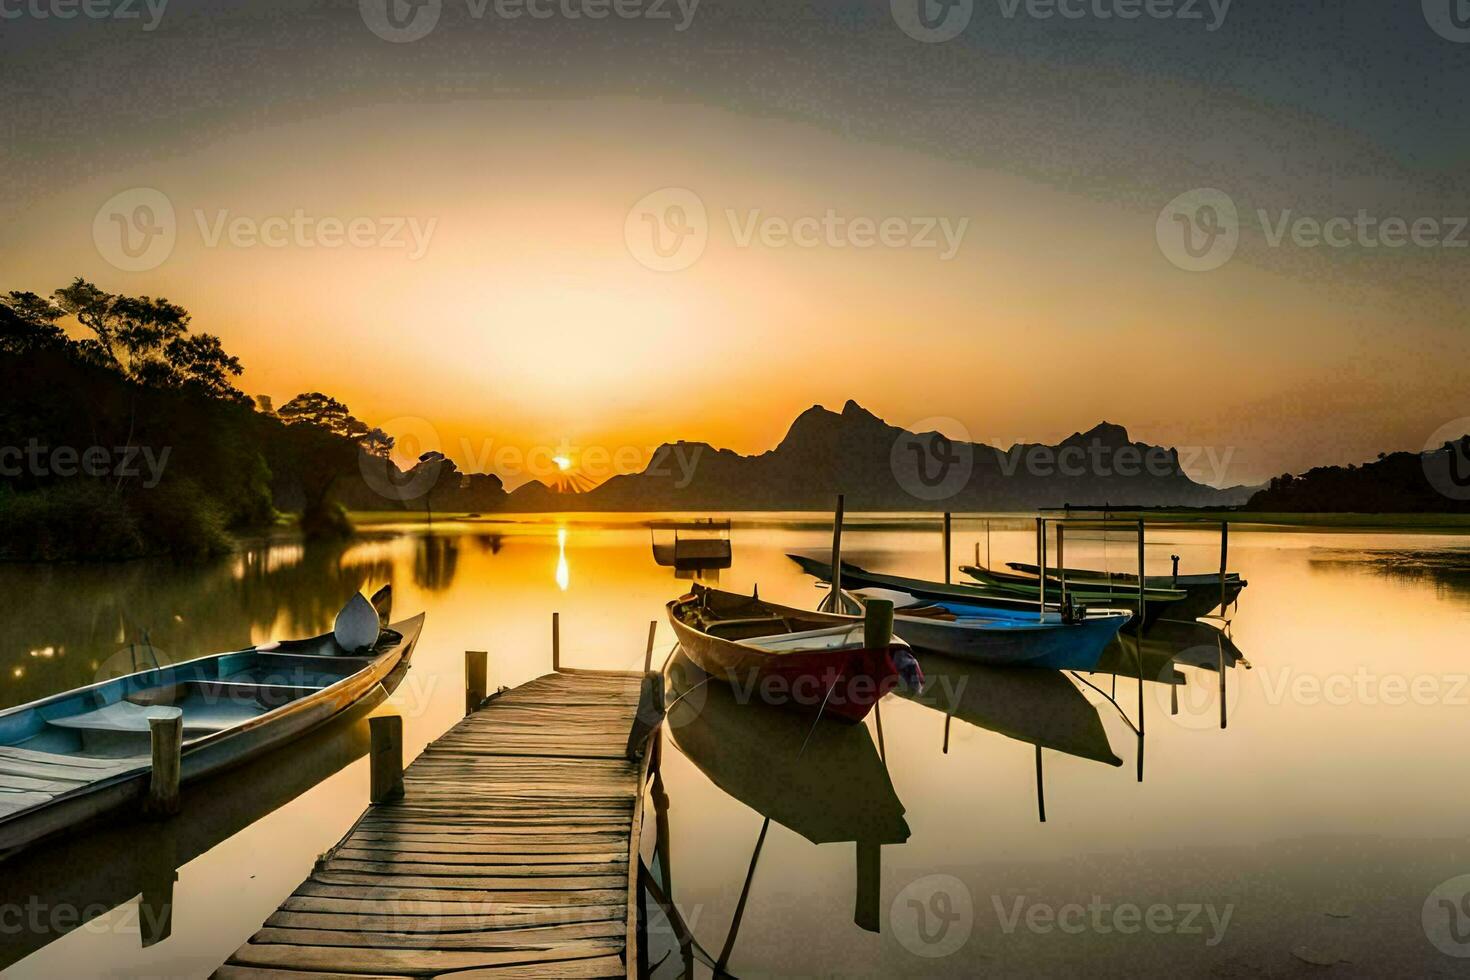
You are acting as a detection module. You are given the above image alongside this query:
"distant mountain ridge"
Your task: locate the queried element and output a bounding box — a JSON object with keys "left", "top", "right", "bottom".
{"left": 493, "top": 400, "right": 1254, "bottom": 512}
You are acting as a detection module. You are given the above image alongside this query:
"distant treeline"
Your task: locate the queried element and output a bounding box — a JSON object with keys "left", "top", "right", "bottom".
{"left": 0, "top": 279, "right": 504, "bottom": 561}
{"left": 1244, "top": 444, "right": 1470, "bottom": 513}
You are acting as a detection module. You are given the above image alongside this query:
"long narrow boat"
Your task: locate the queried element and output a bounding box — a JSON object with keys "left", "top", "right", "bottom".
{"left": 788, "top": 554, "right": 1073, "bottom": 617}
{"left": 844, "top": 585, "right": 1128, "bottom": 672}
{"left": 0, "top": 588, "right": 423, "bottom": 858}
{"left": 1005, "top": 560, "right": 1247, "bottom": 616}
{"left": 666, "top": 584, "right": 921, "bottom": 724}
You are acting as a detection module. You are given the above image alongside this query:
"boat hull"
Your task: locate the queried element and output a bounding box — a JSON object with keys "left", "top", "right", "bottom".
{"left": 892, "top": 611, "right": 1126, "bottom": 671}
{"left": 0, "top": 614, "right": 423, "bottom": 859}
{"left": 667, "top": 593, "right": 901, "bottom": 724}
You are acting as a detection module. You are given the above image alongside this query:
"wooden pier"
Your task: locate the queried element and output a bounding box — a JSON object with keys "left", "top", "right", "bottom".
{"left": 217, "top": 664, "right": 655, "bottom": 979}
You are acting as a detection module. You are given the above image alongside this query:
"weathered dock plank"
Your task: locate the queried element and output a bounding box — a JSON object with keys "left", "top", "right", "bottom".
{"left": 218, "top": 670, "right": 649, "bottom": 979}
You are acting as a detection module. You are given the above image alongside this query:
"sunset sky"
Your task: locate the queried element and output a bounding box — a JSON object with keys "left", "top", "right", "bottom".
{"left": 3, "top": 1, "right": 1466, "bottom": 488}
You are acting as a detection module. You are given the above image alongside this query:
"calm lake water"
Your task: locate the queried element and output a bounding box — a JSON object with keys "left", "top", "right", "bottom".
{"left": 3, "top": 514, "right": 1469, "bottom": 978}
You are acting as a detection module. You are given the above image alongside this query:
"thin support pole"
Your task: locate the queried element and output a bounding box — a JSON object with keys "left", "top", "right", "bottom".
{"left": 1219, "top": 520, "right": 1230, "bottom": 613}
{"left": 828, "top": 494, "right": 845, "bottom": 610}
{"left": 986, "top": 518, "right": 991, "bottom": 568}
{"left": 1039, "top": 518, "right": 1048, "bottom": 621}
{"left": 1137, "top": 520, "right": 1146, "bottom": 782}
{"left": 943, "top": 714, "right": 951, "bottom": 754}
{"left": 942, "top": 512, "right": 952, "bottom": 584}
{"left": 644, "top": 620, "right": 658, "bottom": 673}
{"left": 1057, "top": 523, "right": 1067, "bottom": 607}
{"left": 552, "top": 611, "right": 561, "bottom": 672}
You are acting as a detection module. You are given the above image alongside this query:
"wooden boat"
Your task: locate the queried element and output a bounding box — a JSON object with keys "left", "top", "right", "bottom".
{"left": 666, "top": 584, "right": 921, "bottom": 724}
{"left": 0, "top": 588, "right": 423, "bottom": 858}
{"left": 958, "top": 562, "right": 1185, "bottom": 626}
{"left": 788, "top": 554, "right": 1066, "bottom": 618}
{"left": 1008, "top": 560, "right": 1243, "bottom": 590}
{"left": 1005, "top": 560, "right": 1246, "bottom": 619}
{"left": 844, "top": 585, "right": 1128, "bottom": 672}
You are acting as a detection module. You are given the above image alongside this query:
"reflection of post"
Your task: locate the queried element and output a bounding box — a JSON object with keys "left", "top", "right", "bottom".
{"left": 552, "top": 612, "right": 561, "bottom": 672}
{"left": 464, "top": 650, "right": 487, "bottom": 716}
{"left": 138, "top": 832, "right": 177, "bottom": 948}
{"left": 1218, "top": 632, "right": 1228, "bottom": 730}
{"left": 855, "top": 841, "right": 881, "bottom": 932}
{"left": 943, "top": 713, "right": 951, "bottom": 754}
{"left": 716, "top": 817, "right": 770, "bottom": 973}
{"left": 1034, "top": 745, "right": 1046, "bottom": 823}
{"left": 650, "top": 769, "right": 693, "bottom": 976}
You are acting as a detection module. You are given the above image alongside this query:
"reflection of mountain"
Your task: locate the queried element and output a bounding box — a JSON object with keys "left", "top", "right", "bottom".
{"left": 0, "top": 692, "right": 386, "bottom": 969}
{"left": 666, "top": 652, "right": 908, "bottom": 845}
{"left": 897, "top": 655, "right": 1120, "bottom": 765}
{"left": 0, "top": 538, "right": 392, "bottom": 710}
{"left": 502, "top": 401, "right": 1252, "bottom": 512}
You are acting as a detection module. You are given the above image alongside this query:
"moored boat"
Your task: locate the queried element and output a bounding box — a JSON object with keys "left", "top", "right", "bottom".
{"left": 0, "top": 588, "right": 423, "bottom": 858}
{"left": 666, "top": 584, "right": 921, "bottom": 724}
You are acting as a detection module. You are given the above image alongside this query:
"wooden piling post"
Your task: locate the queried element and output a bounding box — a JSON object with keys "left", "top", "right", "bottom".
{"left": 1136, "top": 520, "right": 1147, "bottom": 776}
{"left": 552, "top": 611, "right": 561, "bottom": 672}
{"left": 145, "top": 709, "right": 183, "bottom": 817}
{"left": 1219, "top": 520, "right": 1230, "bottom": 612}
{"left": 1171, "top": 553, "right": 1181, "bottom": 588}
{"left": 864, "top": 598, "right": 894, "bottom": 649}
{"left": 465, "top": 650, "right": 488, "bottom": 716}
{"left": 828, "top": 494, "right": 846, "bottom": 609}
{"left": 625, "top": 672, "right": 666, "bottom": 760}
{"left": 942, "top": 512, "right": 952, "bottom": 584}
{"left": 644, "top": 620, "right": 658, "bottom": 673}
{"left": 369, "top": 715, "right": 404, "bottom": 804}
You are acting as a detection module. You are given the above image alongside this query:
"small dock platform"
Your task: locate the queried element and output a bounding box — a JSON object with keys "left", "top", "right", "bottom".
{"left": 217, "top": 666, "right": 652, "bottom": 979}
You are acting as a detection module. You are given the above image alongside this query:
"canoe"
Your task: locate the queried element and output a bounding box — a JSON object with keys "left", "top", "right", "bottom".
{"left": 0, "top": 588, "right": 423, "bottom": 858}
{"left": 958, "top": 563, "right": 1183, "bottom": 627}
{"left": 666, "top": 584, "right": 921, "bottom": 724}
{"left": 1005, "top": 561, "right": 1247, "bottom": 617}
{"left": 787, "top": 554, "right": 1066, "bottom": 618}
{"left": 855, "top": 586, "right": 1127, "bottom": 671}
{"left": 893, "top": 654, "right": 1121, "bottom": 766}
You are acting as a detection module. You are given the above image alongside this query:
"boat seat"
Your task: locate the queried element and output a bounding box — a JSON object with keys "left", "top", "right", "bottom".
{"left": 46, "top": 703, "right": 207, "bottom": 734}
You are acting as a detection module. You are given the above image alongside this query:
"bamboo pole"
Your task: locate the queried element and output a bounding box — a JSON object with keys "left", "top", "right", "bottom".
{"left": 1219, "top": 520, "right": 1230, "bottom": 612}
{"left": 369, "top": 715, "right": 404, "bottom": 804}
{"left": 942, "top": 512, "right": 952, "bottom": 584}
{"left": 145, "top": 710, "right": 183, "bottom": 817}
{"left": 643, "top": 620, "right": 658, "bottom": 673}
{"left": 464, "top": 650, "right": 487, "bottom": 716}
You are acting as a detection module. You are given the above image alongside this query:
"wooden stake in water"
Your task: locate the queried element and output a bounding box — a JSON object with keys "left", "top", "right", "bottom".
{"left": 1219, "top": 520, "right": 1230, "bottom": 612}
{"left": 369, "top": 715, "right": 404, "bottom": 804}
{"left": 1034, "top": 745, "right": 1046, "bottom": 823}
{"left": 644, "top": 620, "right": 658, "bottom": 673}
{"left": 942, "top": 512, "right": 952, "bottom": 584}
{"left": 822, "top": 494, "right": 846, "bottom": 613}
{"left": 465, "top": 650, "right": 488, "bottom": 716}
{"left": 145, "top": 709, "right": 183, "bottom": 817}
{"left": 552, "top": 611, "right": 561, "bottom": 672}
{"left": 1057, "top": 523, "right": 1067, "bottom": 607}
{"left": 865, "top": 599, "right": 894, "bottom": 764}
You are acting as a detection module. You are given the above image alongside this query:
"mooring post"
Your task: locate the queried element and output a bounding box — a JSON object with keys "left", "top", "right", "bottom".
{"left": 644, "top": 620, "right": 658, "bottom": 673}
{"left": 865, "top": 599, "right": 894, "bottom": 763}
{"left": 1038, "top": 518, "right": 1048, "bottom": 621}
{"left": 1219, "top": 520, "right": 1230, "bottom": 612}
{"left": 829, "top": 493, "right": 846, "bottom": 608}
{"left": 369, "top": 714, "right": 404, "bottom": 804}
{"left": 1171, "top": 553, "right": 1181, "bottom": 588}
{"left": 942, "top": 512, "right": 952, "bottom": 584}
{"left": 1136, "top": 520, "right": 1147, "bottom": 779}
{"left": 1057, "top": 523, "right": 1067, "bottom": 607}
{"left": 145, "top": 709, "right": 183, "bottom": 817}
{"left": 552, "top": 611, "right": 561, "bottom": 672}
{"left": 625, "top": 671, "right": 666, "bottom": 760}
{"left": 465, "top": 650, "right": 488, "bottom": 716}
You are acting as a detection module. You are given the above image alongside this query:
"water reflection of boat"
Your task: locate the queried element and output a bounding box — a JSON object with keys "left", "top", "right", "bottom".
{"left": 666, "top": 650, "right": 907, "bottom": 954}
{"left": 897, "top": 654, "right": 1122, "bottom": 766}
{"left": 0, "top": 683, "right": 395, "bottom": 970}
{"left": 0, "top": 592, "right": 423, "bottom": 857}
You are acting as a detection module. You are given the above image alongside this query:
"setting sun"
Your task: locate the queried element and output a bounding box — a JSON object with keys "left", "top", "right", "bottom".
{"left": 553, "top": 455, "right": 572, "bottom": 472}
